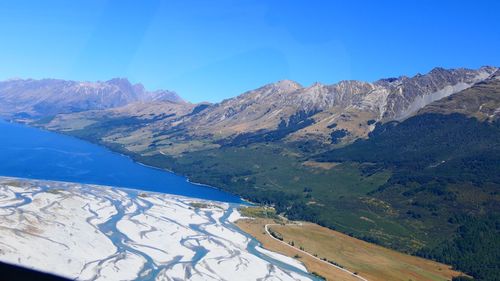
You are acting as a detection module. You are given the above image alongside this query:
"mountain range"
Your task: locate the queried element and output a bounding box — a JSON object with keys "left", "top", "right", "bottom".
{"left": 4, "top": 66, "right": 495, "bottom": 154}
{"left": 1, "top": 66, "right": 499, "bottom": 280}
{"left": 0, "top": 78, "right": 183, "bottom": 118}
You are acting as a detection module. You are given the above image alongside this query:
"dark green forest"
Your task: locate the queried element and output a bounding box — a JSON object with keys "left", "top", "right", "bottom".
{"left": 316, "top": 113, "right": 500, "bottom": 280}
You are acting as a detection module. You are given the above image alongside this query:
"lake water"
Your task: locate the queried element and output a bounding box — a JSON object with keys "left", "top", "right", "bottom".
{"left": 0, "top": 119, "right": 242, "bottom": 203}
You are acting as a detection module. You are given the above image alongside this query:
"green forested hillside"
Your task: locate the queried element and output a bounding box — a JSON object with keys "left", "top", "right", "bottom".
{"left": 316, "top": 113, "right": 500, "bottom": 280}
{"left": 418, "top": 215, "right": 500, "bottom": 281}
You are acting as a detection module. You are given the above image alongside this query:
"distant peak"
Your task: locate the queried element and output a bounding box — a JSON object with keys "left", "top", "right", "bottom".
{"left": 429, "top": 66, "right": 447, "bottom": 73}
{"left": 106, "top": 77, "right": 132, "bottom": 86}
{"left": 428, "top": 65, "right": 499, "bottom": 76}
{"left": 479, "top": 65, "right": 497, "bottom": 70}
{"left": 133, "top": 83, "right": 146, "bottom": 93}
{"left": 104, "top": 78, "right": 139, "bottom": 95}
{"left": 146, "top": 90, "right": 185, "bottom": 103}
{"left": 272, "top": 80, "right": 302, "bottom": 90}
{"left": 479, "top": 65, "right": 500, "bottom": 75}
{"left": 301, "top": 82, "right": 325, "bottom": 91}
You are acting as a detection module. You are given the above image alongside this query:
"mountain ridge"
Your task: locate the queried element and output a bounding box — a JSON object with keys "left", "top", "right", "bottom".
{"left": 2, "top": 66, "right": 497, "bottom": 156}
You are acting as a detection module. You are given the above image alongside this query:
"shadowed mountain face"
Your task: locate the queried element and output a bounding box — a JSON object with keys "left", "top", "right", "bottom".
{"left": 0, "top": 78, "right": 183, "bottom": 119}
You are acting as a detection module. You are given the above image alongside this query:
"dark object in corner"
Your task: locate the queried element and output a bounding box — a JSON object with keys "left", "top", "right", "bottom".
{"left": 0, "top": 261, "right": 70, "bottom": 281}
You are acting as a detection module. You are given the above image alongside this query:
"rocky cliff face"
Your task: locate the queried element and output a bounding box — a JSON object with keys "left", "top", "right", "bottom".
{"left": 417, "top": 69, "right": 500, "bottom": 121}
{"left": 379, "top": 66, "right": 497, "bottom": 120}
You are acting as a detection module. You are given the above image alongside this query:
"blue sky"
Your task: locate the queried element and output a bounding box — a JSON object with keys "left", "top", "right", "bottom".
{"left": 1, "top": 0, "right": 499, "bottom": 102}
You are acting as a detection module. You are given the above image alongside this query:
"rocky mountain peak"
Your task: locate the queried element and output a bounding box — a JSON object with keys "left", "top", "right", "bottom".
{"left": 302, "top": 82, "right": 327, "bottom": 95}
{"left": 272, "top": 80, "right": 303, "bottom": 91}
{"left": 429, "top": 66, "right": 447, "bottom": 74}
{"left": 106, "top": 78, "right": 134, "bottom": 90}
{"left": 479, "top": 65, "right": 498, "bottom": 73}
{"left": 309, "top": 81, "right": 324, "bottom": 88}
{"left": 259, "top": 80, "right": 302, "bottom": 94}
{"left": 380, "top": 66, "right": 499, "bottom": 120}
{"left": 146, "top": 90, "right": 185, "bottom": 104}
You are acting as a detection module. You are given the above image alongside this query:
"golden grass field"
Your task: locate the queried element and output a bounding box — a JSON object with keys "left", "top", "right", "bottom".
{"left": 236, "top": 218, "right": 361, "bottom": 281}
{"left": 236, "top": 213, "right": 465, "bottom": 281}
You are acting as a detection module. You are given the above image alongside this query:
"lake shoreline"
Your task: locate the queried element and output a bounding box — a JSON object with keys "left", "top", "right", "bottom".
{"left": 36, "top": 120, "right": 248, "bottom": 203}
{"left": 0, "top": 118, "right": 243, "bottom": 203}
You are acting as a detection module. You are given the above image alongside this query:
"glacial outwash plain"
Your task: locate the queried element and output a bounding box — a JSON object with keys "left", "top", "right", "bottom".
{"left": 0, "top": 177, "right": 315, "bottom": 281}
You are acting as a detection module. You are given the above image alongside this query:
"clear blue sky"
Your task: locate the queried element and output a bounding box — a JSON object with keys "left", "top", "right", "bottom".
{"left": 1, "top": 0, "right": 499, "bottom": 102}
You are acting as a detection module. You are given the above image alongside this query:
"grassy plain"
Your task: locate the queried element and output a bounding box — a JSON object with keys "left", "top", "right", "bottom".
{"left": 269, "top": 222, "right": 464, "bottom": 281}
{"left": 236, "top": 207, "right": 465, "bottom": 281}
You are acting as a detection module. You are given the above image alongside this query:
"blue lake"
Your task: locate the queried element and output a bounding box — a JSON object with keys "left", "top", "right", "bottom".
{"left": 0, "top": 119, "right": 242, "bottom": 203}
